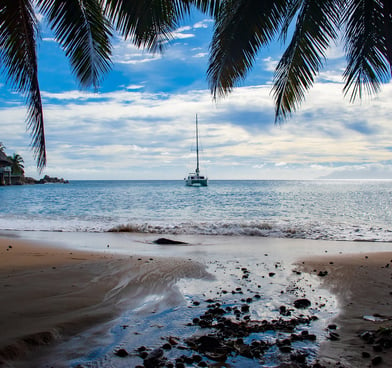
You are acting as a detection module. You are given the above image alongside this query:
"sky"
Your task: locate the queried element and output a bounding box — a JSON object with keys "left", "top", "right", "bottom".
{"left": 1, "top": 9, "right": 392, "bottom": 180}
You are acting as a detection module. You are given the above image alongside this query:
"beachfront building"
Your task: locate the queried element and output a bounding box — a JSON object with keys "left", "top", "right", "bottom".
{"left": 0, "top": 150, "right": 12, "bottom": 185}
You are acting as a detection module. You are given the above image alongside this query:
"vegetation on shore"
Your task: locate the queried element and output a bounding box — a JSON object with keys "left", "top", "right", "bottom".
{"left": 0, "top": 143, "right": 68, "bottom": 185}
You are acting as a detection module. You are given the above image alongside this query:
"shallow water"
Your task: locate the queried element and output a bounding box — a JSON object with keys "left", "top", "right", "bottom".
{"left": 1, "top": 180, "right": 392, "bottom": 241}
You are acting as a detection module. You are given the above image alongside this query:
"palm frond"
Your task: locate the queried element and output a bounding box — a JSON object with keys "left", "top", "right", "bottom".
{"left": 272, "top": 0, "right": 341, "bottom": 122}
{"left": 343, "top": 0, "right": 391, "bottom": 101}
{"left": 189, "top": 0, "right": 221, "bottom": 17}
{"left": 279, "top": 0, "right": 302, "bottom": 42}
{"left": 38, "top": 0, "right": 112, "bottom": 90}
{"left": 207, "top": 0, "right": 289, "bottom": 99}
{"left": 104, "top": 0, "right": 194, "bottom": 53}
{"left": 0, "top": 0, "right": 46, "bottom": 169}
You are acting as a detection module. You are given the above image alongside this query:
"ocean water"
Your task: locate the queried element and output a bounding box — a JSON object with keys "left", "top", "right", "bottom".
{"left": 1, "top": 179, "right": 392, "bottom": 241}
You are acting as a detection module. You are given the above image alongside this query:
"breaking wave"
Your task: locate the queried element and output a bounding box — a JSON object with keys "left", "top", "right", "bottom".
{"left": 107, "top": 220, "right": 392, "bottom": 242}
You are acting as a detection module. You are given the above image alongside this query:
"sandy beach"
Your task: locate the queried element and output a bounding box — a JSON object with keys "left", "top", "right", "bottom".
{"left": 1, "top": 231, "right": 392, "bottom": 367}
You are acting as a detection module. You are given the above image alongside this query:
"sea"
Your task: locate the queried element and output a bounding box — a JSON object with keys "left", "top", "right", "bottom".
{"left": 1, "top": 179, "right": 392, "bottom": 242}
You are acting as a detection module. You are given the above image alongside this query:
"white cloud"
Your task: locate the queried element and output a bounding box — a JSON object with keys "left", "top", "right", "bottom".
{"left": 193, "top": 19, "right": 214, "bottom": 29}
{"left": 262, "top": 57, "right": 278, "bottom": 72}
{"left": 2, "top": 78, "right": 392, "bottom": 180}
{"left": 126, "top": 84, "right": 144, "bottom": 90}
{"left": 193, "top": 52, "right": 208, "bottom": 58}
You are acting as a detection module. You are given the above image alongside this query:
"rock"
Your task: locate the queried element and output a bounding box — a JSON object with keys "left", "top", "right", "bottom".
{"left": 373, "top": 344, "right": 383, "bottom": 352}
{"left": 162, "top": 343, "right": 172, "bottom": 350}
{"left": 279, "top": 305, "right": 291, "bottom": 316}
{"left": 372, "top": 356, "right": 383, "bottom": 365}
{"left": 327, "top": 332, "right": 340, "bottom": 341}
{"left": 293, "top": 298, "right": 311, "bottom": 309}
{"left": 153, "top": 238, "right": 188, "bottom": 245}
{"left": 144, "top": 348, "right": 164, "bottom": 367}
{"left": 114, "top": 348, "right": 128, "bottom": 357}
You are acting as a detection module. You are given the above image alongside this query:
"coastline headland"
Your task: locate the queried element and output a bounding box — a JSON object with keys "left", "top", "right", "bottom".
{"left": 5, "top": 174, "right": 69, "bottom": 186}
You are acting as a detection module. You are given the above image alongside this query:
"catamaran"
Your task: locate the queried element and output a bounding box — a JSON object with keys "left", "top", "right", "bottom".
{"left": 185, "top": 115, "right": 208, "bottom": 187}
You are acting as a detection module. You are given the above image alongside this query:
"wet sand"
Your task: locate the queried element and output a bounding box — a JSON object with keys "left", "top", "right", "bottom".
{"left": 1, "top": 232, "right": 392, "bottom": 367}
{"left": 300, "top": 252, "right": 392, "bottom": 367}
{"left": 0, "top": 235, "right": 210, "bottom": 366}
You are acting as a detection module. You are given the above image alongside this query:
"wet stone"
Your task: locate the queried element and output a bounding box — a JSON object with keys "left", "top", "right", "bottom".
{"left": 114, "top": 348, "right": 128, "bottom": 357}
{"left": 294, "top": 298, "right": 311, "bottom": 309}
{"left": 372, "top": 356, "right": 383, "bottom": 365}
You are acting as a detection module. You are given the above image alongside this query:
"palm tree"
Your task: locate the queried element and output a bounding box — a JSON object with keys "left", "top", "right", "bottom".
{"left": 207, "top": 0, "right": 392, "bottom": 123}
{"left": 0, "top": 0, "right": 220, "bottom": 170}
{"left": 8, "top": 153, "right": 25, "bottom": 176}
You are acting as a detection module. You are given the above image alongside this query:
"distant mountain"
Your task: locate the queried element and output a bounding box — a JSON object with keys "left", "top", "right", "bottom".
{"left": 319, "top": 166, "right": 392, "bottom": 180}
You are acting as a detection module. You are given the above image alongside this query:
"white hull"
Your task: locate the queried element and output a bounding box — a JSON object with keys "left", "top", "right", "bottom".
{"left": 185, "top": 174, "right": 208, "bottom": 187}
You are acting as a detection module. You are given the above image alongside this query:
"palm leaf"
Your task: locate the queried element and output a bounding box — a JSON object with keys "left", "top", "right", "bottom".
{"left": 189, "top": 0, "right": 221, "bottom": 17}
{"left": 272, "top": 0, "right": 341, "bottom": 122}
{"left": 0, "top": 0, "right": 46, "bottom": 169}
{"left": 343, "top": 0, "right": 391, "bottom": 101}
{"left": 38, "top": 0, "right": 112, "bottom": 90}
{"left": 207, "top": 0, "right": 289, "bottom": 99}
{"left": 104, "top": 0, "right": 195, "bottom": 53}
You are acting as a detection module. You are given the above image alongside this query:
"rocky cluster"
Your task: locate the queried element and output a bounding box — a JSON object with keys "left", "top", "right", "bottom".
{"left": 360, "top": 327, "right": 392, "bottom": 366}
{"left": 22, "top": 175, "right": 69, "bottom": 185}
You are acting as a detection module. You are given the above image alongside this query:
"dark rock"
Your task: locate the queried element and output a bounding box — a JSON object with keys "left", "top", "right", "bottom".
{"left": 192, "top": 354, "right": 202, "bottom": 363}
{"left": 279, "top": 345, "right": 292, "bottom": 353}
{"left": 153, "top": 238, "right": 188, "bottom": 245}
{"left": 279, "top": 305, "right": 291, "bottom": 316}
{"left": 114, "top": 348, "right": 128, "bottom": 357}
{"left": 143, "top": 348, "right": 164, "bottom": 367}
{"left": 139, "top": 351, "right": 148, "bottom": 359}
{"left": 327, "top": 332, "right": 340, "bottom": 341}
{"left": 293, "top": 298, "right": 311, "bottom": 309}
{"left": 362, "top": 351, "right": 371, "bottom": 358}
{"left": 373, "top": 344, "right": 383, "bottom": 352}
{"left": 204, "top": 351, "right": 227, "bottom": 361}
{"left": 371, "top": 356, "right": 383, "bottom": 365}
{"left": 162, "top": 343, "right": 172, "bottom": 350}
{"left": 241, "top": 304, "right": 250, "bottom": 313}
{"left": 290, "top": 353, "right": 307, "bottom": 363}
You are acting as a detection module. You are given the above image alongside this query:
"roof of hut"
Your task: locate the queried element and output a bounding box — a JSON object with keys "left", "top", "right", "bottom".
{"left": 0, "top": 150, "right": 12, "bottom": 167}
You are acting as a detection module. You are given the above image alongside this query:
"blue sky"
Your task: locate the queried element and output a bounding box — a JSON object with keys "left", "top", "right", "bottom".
{"left": 1, "top": 9, "right": 392, "bottom": 180}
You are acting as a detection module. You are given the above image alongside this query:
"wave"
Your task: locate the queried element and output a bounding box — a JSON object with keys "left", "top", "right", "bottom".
{"left": 1, "top": 215, "right": 391, "bottom": 242}
{"left": 107, "top": 220, "right": 392, "bottom": 242}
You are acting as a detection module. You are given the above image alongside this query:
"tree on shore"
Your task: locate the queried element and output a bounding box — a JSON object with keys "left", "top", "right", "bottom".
{"left": 8, "top": 153, "right": 25, "bottom": 176}
{"left": 1, "top": 0, "right": 391, "bottom": 169}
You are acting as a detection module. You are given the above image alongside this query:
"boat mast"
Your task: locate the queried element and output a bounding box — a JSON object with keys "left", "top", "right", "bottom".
{"left": 195, "top": 114, "right": 200, "bottom": 175}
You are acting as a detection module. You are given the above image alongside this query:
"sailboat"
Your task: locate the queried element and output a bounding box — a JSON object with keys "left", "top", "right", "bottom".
{"left": 184, "top": 114, "right": 208, "bottom": 187}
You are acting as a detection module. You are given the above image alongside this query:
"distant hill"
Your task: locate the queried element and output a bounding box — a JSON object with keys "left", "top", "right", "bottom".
{"left": 319, "top": 166, "right": 392, "bottom": 180}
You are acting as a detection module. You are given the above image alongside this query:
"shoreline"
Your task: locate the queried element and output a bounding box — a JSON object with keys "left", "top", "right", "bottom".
{"left": 300, "top": 252, "right": 392, "bottom": 367}
{"left": 1, "top": 231, "right": 392, "bottom": 367}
